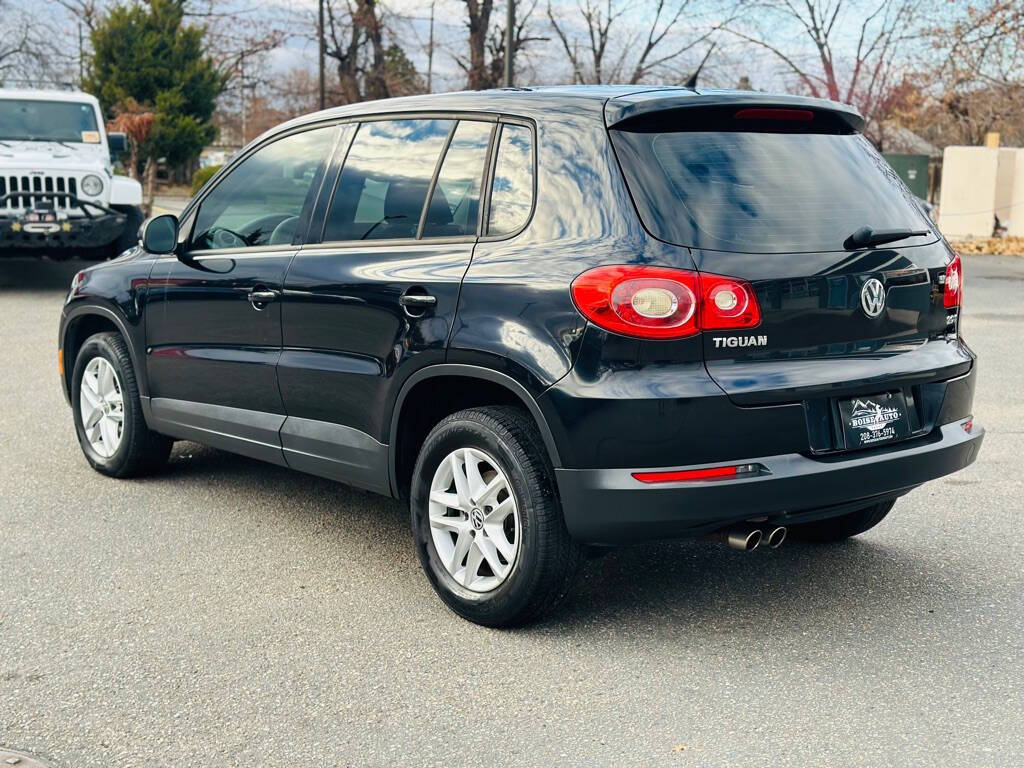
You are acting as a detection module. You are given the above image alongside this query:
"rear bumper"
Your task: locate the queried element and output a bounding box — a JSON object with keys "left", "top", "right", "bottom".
{"left": 555, "top": 419, "right": 984, "bottom": 544}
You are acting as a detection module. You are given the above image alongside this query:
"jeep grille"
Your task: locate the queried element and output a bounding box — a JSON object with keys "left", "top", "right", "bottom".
{"left": 0, "top": 174, "right": 79, "bottom": 212}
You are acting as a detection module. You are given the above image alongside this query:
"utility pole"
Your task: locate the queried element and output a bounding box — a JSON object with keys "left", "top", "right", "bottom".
{"left": 240, "top": 62, "right": 247, "bottom": 146}
{"left": 503, "top": 0, "right": 514, "bottom": 87}
{"left": 78, "top": 23, "right": 84, "bottom": 86}
{"left": 318, "top": 0, "right": 326, "bottom": 109}
{"left": 426, "top": 0, "right": 435, "bottom": 93}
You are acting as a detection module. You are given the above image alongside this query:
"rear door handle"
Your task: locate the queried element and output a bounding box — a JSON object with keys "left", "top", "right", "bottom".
{"left": 248, "top": 289, "right": 279, "bottom": 306}
{"left": 399, "top": 294, "right": 437, "bottom": 307}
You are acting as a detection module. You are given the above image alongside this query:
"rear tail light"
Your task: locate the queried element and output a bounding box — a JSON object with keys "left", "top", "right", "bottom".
{"left": 571, "top": 265, "right": 699, "bottom": 339}
{"left": 700, "top": 274, "right": 762, "bottom": 330}
{"left": 571, "top": 265, "right": 761, "bottom": 340}
{"left": 944, "top": 252, "right": 962, "bottom": 308}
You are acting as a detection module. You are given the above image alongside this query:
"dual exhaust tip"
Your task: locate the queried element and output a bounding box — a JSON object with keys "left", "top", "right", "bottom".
{"left": 719, "top": 525, "right": 787, "bottom": 551}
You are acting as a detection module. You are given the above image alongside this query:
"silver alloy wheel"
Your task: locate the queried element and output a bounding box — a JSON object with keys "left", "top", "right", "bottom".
{"left": 79, "top": 357, "right": 125, "bottom": 459}
{"left": 428, "top": 447, "right": 522, "bottom": 593}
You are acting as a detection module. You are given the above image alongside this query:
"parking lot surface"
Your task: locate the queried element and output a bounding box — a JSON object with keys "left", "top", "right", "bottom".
{"left": 1, "top": 254, "right": 1022, "bottom": 767}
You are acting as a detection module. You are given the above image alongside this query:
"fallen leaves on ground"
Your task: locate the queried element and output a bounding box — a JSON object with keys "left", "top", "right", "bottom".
{"left": 950, "top": 237, "right": 1024, "bottom": 255}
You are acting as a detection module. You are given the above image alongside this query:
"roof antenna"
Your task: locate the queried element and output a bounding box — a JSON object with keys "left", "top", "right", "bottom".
{"left": 684, "top": 42, "right": 716, "bottom": 89}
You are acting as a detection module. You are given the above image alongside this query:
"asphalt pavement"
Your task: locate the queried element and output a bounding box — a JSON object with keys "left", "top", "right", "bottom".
{"left": 1, "top": 254, "right": 1022, "bottom": 767}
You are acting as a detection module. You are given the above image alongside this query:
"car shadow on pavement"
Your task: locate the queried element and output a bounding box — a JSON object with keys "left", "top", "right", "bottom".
{"left": 157, "top": 443, "right": 954, "bottom": 637}
{"left": 0, "top": 257, "right": 87, "bottom": 291}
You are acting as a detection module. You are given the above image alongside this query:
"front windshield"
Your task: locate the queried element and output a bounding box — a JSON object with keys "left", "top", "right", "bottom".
{"left": 0, "top": 99, "right": 100, "bottom": 143}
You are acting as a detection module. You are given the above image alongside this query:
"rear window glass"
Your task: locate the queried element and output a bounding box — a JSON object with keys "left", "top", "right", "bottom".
{"left": 610, "top": 127, "right": 932, "bottom": 254}
{"left": 325, "top": 119, "right": 453, "bottom": 241}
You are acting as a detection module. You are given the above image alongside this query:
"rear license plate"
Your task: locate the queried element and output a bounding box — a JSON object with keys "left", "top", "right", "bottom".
{"left": 838, "top": 392, "right": 910, "bottom": 450}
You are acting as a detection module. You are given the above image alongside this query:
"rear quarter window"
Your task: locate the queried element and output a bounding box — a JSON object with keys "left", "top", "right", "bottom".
{"left": 486, "top": 123, "right": 534, "bottom": 237}
{"left": 610, "top": 118, "right": 932, "bottom": 254}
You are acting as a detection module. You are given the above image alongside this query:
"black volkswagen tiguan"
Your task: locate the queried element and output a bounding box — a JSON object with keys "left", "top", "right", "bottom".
{"left": 59, "top": 87, "right": 983, "bottom": 626}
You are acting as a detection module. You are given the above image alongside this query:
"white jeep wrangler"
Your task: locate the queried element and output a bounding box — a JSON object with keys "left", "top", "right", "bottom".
{"left": 0, "top": 88, "right": 144, "bottom": 260}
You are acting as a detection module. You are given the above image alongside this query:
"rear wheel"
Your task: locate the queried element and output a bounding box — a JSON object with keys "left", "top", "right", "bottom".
{"left": 410, "top": 406, "right": 583, "bottom": 627}
{"left": 789, "top": 500, "right": 895, "bottom": 542}
{"left": 71, "top": 332, "right": 172, "bottom": 477}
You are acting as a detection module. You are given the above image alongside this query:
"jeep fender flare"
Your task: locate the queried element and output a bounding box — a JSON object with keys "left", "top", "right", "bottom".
{"left": 109, "top": 175, "right": 143, "bottom": 207}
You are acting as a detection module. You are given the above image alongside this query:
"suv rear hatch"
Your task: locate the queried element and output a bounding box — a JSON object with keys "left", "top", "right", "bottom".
{"left": 607, "top": 91, "right": 971, "bottom": 453}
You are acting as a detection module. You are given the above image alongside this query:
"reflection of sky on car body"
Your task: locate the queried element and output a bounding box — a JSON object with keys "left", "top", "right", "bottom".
{"left": 345, "top": 119, "right": 452, "bottom": 185}
{"left": 488, "top": 125, "right": 533, "bottom": 236}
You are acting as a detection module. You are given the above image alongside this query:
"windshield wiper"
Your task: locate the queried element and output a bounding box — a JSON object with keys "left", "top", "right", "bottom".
{"left": 844, "top": 226, "right": 931, "bottom": 250}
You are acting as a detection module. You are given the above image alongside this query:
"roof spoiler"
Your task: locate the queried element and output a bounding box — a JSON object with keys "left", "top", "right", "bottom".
{"left": 604, "top": 89, "right": 864, "bottom": 132}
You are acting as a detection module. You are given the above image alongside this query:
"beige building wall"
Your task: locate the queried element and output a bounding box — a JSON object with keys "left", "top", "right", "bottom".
{"left": 1004, "top": 149, "right": 1024, "bottom": 237}
{"left": 938, "top": 146, "right": 1000, "bottom": 238}
{"left": 995, "top": 148, "right": 1017, "bottom": 226}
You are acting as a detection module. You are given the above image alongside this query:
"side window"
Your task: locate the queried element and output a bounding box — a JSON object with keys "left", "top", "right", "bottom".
{"left": 324, "top": 119, "right": 453, "bottom": 242}
{"left": 191, "top": 126, "right": 335, "bottom": 251}
{"left": 487, "top": 123, "right": 534, "bottom": 236}
{"left": 422, "top": 120, "right": 493, "bottom": 238}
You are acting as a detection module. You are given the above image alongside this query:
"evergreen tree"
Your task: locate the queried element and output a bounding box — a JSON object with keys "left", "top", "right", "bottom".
{"left": 85, "top": 0, "right": 225, "bottom": 210}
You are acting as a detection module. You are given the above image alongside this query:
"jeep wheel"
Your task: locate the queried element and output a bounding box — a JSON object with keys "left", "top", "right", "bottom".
{"left": 410, "top": 406, "right": 583, "bottom": 627}
{"left": 71, "top": 332, "right": 173, "bottom": 477}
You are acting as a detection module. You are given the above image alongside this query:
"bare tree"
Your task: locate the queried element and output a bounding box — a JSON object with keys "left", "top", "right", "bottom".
{"left": 726, "top": 0, "right": 924, "bottom": 146}
{"left": 546, "top": 0, "right": 727, "bottom": 85}
{"left": 323, "top": 0, "right": 423, "bottom": 103}
{"left": 926, "top": 0, "right": 1024, "bottom": 145}
{"left": 1, "top": 0, "right": 67, "bottom": 84}
{"left": 458, "top": 0, "right": 545, "bottom": 89}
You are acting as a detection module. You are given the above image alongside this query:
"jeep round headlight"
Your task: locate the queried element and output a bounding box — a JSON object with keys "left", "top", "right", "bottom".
{"left": 80, "top": 174, "right": 103, "bottom": 197}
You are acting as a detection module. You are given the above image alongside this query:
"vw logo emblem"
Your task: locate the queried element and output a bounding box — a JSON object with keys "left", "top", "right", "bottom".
{"left": 470, "top": 508, "right": 485, "bottom": 530}
{"left": 861, "top": 278, "right": 886, "bottom": 318}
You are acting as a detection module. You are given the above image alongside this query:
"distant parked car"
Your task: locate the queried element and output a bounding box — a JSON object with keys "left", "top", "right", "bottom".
{"left": 0, "top": 87, "right": 143, "bottom": 260}
{"left": 59, "top": 87, "right": 982, "bottom": 626}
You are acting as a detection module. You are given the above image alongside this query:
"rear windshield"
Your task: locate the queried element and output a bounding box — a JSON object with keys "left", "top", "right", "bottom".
{"left": 610, "top": 120, "right": 932, "bottom": 254}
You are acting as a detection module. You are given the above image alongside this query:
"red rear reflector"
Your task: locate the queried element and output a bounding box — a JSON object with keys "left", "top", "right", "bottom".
{"left": 734, "top": 108, "right": 814, "bottom": 122}
{"left": 633, "top": 465, "right": 738, "bottom": 483}
{"left": 944, "top": 252, "right": 962, "bottom": 308}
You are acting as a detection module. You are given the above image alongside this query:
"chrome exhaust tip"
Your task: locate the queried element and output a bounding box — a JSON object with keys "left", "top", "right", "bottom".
{"left": 764, "top": 526, "right": 787, "bottom": 549}
{"left": 725, "top": 527, "right": 762, "bottom": 551}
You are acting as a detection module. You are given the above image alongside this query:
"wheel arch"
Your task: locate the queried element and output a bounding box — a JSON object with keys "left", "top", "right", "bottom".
{"left": 61, "top": 302, "right": 146, "bottom": 401}
{"left": 388, "top": 364, "right": 562, "bottom": 499}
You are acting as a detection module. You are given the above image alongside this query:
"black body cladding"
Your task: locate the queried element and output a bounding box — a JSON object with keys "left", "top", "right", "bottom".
{"left": 59, "top": 86, "right": 982, "bottom": 543}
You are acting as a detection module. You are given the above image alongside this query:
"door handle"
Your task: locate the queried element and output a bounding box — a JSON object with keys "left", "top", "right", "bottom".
{"left": 248, "top": 289, "right": 279, "bottom": 307}
{"left": 399, "top": 293, "right": 437, "bottom": 308}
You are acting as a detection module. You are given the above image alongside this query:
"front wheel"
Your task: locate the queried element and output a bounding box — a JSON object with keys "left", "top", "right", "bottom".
{"left": 71, "top": 332, "right": 172, "bottom": 477}
{"left": 789, "top": 499, "right": 896, "bottom": 542}
{"left": 410, "top": 406, "right": 583, "bottom": 627}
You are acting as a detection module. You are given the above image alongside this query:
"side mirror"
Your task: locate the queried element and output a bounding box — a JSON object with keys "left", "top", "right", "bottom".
{"left": 140, "top": 214, "right": 179, "bottom": 255}
{"left": 107, "top": 132, "right": 128, "bottom": 155}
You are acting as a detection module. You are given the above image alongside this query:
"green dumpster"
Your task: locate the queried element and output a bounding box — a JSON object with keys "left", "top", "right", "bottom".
{"left": 884, "top": 153, "right": 930, "bottom": 199}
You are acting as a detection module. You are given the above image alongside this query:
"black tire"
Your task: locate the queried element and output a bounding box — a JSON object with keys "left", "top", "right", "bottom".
{"left": 71, "top": 332, "right": 172, "bottom": 478}
{"left": 410, "top": 406, "right": 583, "bottom": 627}
{"left": 111, "top": 205, "right": 144, "bottom": 258}
{"left": 789, "top": 499, "right": 896, "bottom": 543}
